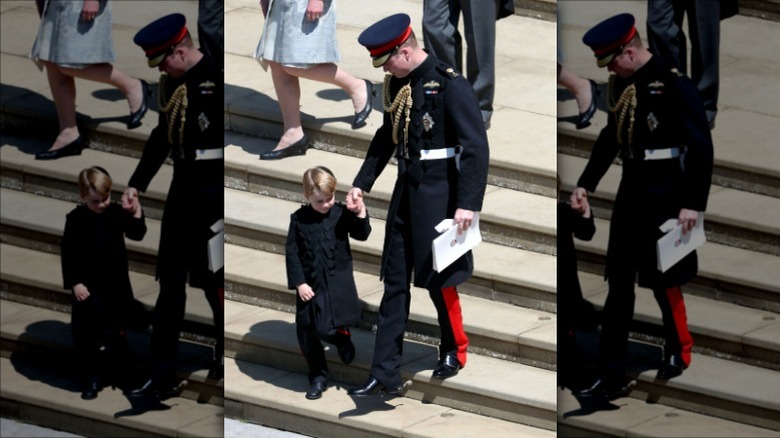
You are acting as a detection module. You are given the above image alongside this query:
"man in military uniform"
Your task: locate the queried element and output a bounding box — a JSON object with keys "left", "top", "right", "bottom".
{"left": 122, "top": 13, "right": 224, "bottom": 398}
{"left": 570, "top": 13, "right": 713, "bottom": 399}
{"left": 346, "top": 14, "right": 489, "bottom": 396}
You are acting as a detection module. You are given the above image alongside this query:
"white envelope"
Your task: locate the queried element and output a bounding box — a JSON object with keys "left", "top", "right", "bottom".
{"left": 208, "top": 219, "right": 225, "bottom": 273}
{"left": 432, "top": 213, "right": 482, "bottom": 272}
{"left": 656, "top": 214, "right": 706, "bottom": 273}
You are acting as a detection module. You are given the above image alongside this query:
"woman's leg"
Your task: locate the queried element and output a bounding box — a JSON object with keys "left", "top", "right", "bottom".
{"left": 59, "top": 63, "right": 144, "bottom": 114}
{"left": 43, "top": 61, "right": 79, "bottom": 151}
{"left": 268, "top": 60, "right": 305, "bottom": 150}
{"left": 283, "top": 63, "right": 367, "bottom": 114}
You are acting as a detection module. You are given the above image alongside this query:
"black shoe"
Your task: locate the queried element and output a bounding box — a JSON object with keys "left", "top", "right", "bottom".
{"left": 81, "top": 378, "right": 100, "bottom": 400}
{"left": 35, "top": 136, "right": 85, "bottom": 160}
{"left": 125, "top": 378, "right": 186, "bottom": 399}
{"left": 347, "top": 376, "right": 403, "bottom": 397}
{"left": 576, "top": 79, "right": 600, "bottom": 129}
{"left": 305, "top": 381, "right": 327, "bottom": 400}
{"left": 432, "top": 354, "right": 461, "bottom": 380}
{"left": 575, "top": 377, "right": 634, "bottom": 400}
{"left": 260, "top": 135, "right": 309, "bottom": 160}
{"left": 657, "top": 353, "right": 685, "bottom": 380}
{"left": 336, "top": 333, "right": 355, "bottom": 365}
{"left": 127, "top": 79, "right": 150, "bottom": 129}
{"left": 351, "top": 79, "right": 374, "bottom": 129}
{"left": 207, "top": 356, "right": 224, "bottom": 380}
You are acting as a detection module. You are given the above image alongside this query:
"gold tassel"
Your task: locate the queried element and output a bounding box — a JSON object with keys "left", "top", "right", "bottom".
{"left": 607, "top": 74, "right": 636, "bottom": 146}
{"left": 158, "top": 76, "right": 188, "bottom": 145}
{"left": 383, "top": 74, "right": 412, "bottom": 153}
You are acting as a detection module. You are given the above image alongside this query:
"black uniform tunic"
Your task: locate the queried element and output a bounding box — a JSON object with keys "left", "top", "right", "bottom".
{"left": 128, "top": 53, "right": 224, "bottom": 289}
{"left": 577, "top": 55, "right": 713, "bottom": 289}
{"left": 353, "top": 54, "right": 490, "bottom": 290}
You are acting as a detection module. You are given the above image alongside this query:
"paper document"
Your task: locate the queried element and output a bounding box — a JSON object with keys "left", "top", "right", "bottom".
{"left": 208, "top": 219, "right": 225, "bottom": 273}
{"left": 656, "top": 215, "right": 705, "bottom": 273}
{"left": 431, "top": 213, "right": 482, "bottom": 272}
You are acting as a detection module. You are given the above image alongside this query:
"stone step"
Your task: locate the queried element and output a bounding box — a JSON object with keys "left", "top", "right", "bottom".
{"left": 224, "top": 187, "right": 557, "bottom": 312}
{"left": 224, "top": 358, "right": 555, "bottom": 438}
{"left": 225, "top": 244, "right": 556, "bottom": 369}
{"left": 0, "top": 243, "right": 219, "bottom": 346}
{"left": 1, "top": 138, "right": 170, "bottom": 221}
{"left": 561, "top": 328, "right": 780, "bottom": 433}
{"left": 578, "top": 270, "right": 780, "bottom": 371}
{"left": 0, "top": 187, "right": 160, "bottom": 276}
{"left": 224, "top": 301, "right": 557, "bottom": 431}
{"left": 0, "top": 353, "right": 222, "bottom": 438}
{"left": 575, "top": 215, "right": 780, "bottom": 313}
{"left": 558, "top": 153, "right": 780, "bottom": 256}
{"left": 225, "top": 131, "right": 557, "bottom": 255}
{"left": 1, "top": 299, "right": 223, "bottom": 410}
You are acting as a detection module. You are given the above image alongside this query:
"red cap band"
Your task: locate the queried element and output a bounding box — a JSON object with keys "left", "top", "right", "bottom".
{"left": 593, "top": 26, "right": 636, "bottom": 57}
{"left": 144, "top": 25, "right": 188, "bottom": 56}
{"left": 367, "top": 26, "right": 412, "bottom": 57}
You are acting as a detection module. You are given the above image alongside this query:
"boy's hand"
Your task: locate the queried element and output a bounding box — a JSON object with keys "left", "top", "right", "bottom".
{"left": 297, "top": 283, "right": 315, "bottom": 302}
{"left": 73, "top": 283, "right": 90, "bottom": 301}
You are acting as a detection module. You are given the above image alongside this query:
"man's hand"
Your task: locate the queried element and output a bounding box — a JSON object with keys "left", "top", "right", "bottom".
{"left": 570, "top": 187, "right": 588, "bottom": 212}
{"left": 454, "top": 208, "right": 475, "bottom": 234}
{"left": 297, "top": 283, "right": 315, "bottom": 302}
{"left": 678, "top": 208, "right": 699, "bottom": 234}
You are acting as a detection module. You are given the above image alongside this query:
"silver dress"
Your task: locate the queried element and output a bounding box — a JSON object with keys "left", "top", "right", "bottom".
{"left": 30, "top": 0, "right": 115, "bottom": 69}
{"left": 255, "top": 0, "right": 340, "bottom": 69}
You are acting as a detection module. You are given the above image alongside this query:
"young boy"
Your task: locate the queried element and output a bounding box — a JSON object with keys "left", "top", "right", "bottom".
{"left": 286, "top": 166, "right": 371, "bottom": 399}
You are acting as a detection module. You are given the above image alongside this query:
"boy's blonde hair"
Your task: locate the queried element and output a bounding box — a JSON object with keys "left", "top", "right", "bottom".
{"left": 78, "top": 166, "right": 112, "bottom": 198}
{"left": 302, "top": 166, "right": 337, "bottom": 198}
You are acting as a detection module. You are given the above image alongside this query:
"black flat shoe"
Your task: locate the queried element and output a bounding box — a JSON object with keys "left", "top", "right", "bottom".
{"left": 260, "top": 135, "right": 309, "bottom": 160}
{"left": 347, "top": 376, "right": 403, "bottom": 397}
{"left": 305, "top": 381, "right": 327, "bottom": 400}
{"left": 575, "top": 377, "right": 634, "bottom": 400}
{"left": 657, "top": 353, "right": 685, "bottom": 380}
{"left": 127, "top": 79, "right": 150, "bottom": 129}
{"left": 351, "top": 79, "right": 375, "bottom": 129}
{"left": 35, "top": 136, "right": 85, "bottom": 160}
{"left": 576, "top": 79, "right": 600, "bottom": 130}
{"left": 432, "top": 354, "right": 461, "bottom": 380}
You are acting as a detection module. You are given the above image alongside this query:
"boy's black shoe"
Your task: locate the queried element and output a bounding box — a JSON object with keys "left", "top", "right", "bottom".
{"left": 305, "top": 381, "right": 327, "bottom": 400}
{"left": 81, "top": 378, "right": 100, "bottom": 400}
{"left": 575, "top": 377, "right": 635, "bottom": 400}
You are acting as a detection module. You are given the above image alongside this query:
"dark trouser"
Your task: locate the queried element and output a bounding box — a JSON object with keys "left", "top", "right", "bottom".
{"left": 370, "top": 207, "right": 468, "bottom": 388}
{"left": 422, "top": 0, "right": 498, "bottom": 122}
{"left": 598, "top": 272, "right": 693, "bottom": 380}
{"left": 296, "top": 325, "right": 350, "bottom": 385}
{"left": 72, "top": 293, "right": 130, "bottom": 385}
{"left": 148, "top": 269, "right": 223, "bottom": 383}
{"left": 647, "top": 0, "right": 721, "bottom": 120}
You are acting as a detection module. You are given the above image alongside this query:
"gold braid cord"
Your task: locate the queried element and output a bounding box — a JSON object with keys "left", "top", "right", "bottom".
{"left": 158, "top": 76, "right": 188, "bottom": 145}
{"left": 607, "top": 74, "right": 636, "bottom": 146}
{"left": 383, "top": 74, "right": 412, "bottom": 149}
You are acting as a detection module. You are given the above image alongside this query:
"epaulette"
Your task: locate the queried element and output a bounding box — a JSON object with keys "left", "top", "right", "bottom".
{"left": 671, "top": 67, "right": 684, "bottom": 78}
{"left": 434, "top": 62, "right": 459, "bottom": 79}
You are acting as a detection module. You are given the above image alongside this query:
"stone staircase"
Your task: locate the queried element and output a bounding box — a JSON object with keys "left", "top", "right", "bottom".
{"left": 555, "top": 2, "right": 780, "bottom": 436}
{"left": 220, "top": 0, "right": 562, "bottom": 435}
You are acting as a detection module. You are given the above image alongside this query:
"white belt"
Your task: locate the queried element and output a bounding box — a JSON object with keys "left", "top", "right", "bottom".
{"left": 420, "top": 147, "right": 459, "bottom": 160}
{"left": 644, "top": 147, "right": 681, "bottom": 161}
{"left": 195, "top": 148, "right": 224, "bottom": 161}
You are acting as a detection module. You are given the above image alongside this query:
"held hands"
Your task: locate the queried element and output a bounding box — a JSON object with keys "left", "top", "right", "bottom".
{"left": 297, "top": 283, "right": 315, "bottom": 302}
{"left": 678, "top": 208, "right": 699, "bottom": 235}
{"left": 121, "top": 187, "right": 143, "bottom": 218}
{"left": 570, "top": 187, "right": 589, "bottom": 213}
{"left": 346, "top": 187, "right": 366, "bottom": 218}
{"left": 569, "top": 193, "right": 592, "bottom": 219}
{"left": 73, "top": 283, "right": 90, "bottom": 302}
